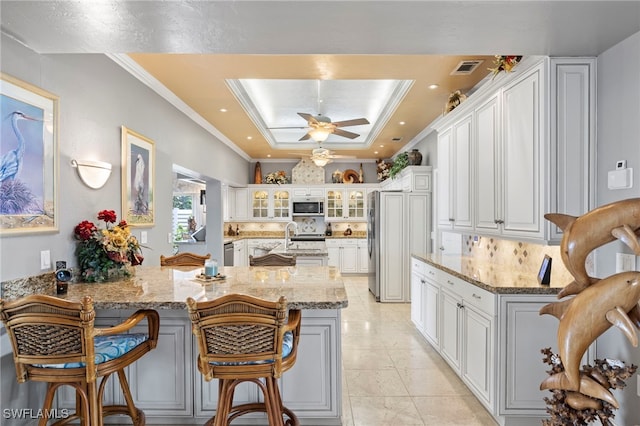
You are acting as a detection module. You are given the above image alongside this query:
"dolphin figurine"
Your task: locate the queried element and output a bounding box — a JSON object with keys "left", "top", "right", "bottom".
{"left": 545, "top": 198, "right": 640, "bottom": 298}
{"left": 539, "top": 271, "right": 640, "bottom": 408}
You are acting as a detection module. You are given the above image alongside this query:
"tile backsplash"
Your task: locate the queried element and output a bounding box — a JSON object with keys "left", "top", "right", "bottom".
{"left": 458, "top": 233, "right": 589, "bottom": 286}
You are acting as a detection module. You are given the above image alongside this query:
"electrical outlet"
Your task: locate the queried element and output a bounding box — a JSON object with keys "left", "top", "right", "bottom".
{"left": 140, "top": 231, "right": 147, "bottom": 244}
{"left": 40, "top": 250, "right": 51, "bottom": 270}
{"left": 167, "top": 232, "right": 173, "bottom": 244}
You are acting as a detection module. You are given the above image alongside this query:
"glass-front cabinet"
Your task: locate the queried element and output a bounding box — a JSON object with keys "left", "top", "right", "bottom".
{"left": 250, "top": 188, "right": 291, "bottom": 220}
{"left": 325, "top": 188, "right": 366, "bottom": 221}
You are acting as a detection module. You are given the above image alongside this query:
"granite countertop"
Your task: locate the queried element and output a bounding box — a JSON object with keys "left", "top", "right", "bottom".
{"left": 3, "top": 266, "right": 348, "bottom": 311}
{"left": 413, "top": 253, "right": 566, "bottom": 295}
{"left": 270, "top": 242, "right": 329, "bottom": 257}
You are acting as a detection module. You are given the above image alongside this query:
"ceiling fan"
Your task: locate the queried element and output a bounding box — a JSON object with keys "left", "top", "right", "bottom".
{"left": 271, "top": 112, "right": 370, "bottom": 142}
{"left": 307, "top": 147, "right": 355, "bottom": 167}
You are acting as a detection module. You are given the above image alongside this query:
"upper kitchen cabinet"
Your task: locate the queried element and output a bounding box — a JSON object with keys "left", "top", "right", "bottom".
{"left": 435, "top": 56, "right": 595, "bottom": 244}
{"left": 436, "top": 113, "right": 473, "bottom": 231}
{"left": 249, "top": 187, "right": 291, "bottom": 221}
{"left": 224, "top": 187, "right": 249, "bottom": 221}
{"left": 325, "top": 188, "right": 367, "bottom": 221}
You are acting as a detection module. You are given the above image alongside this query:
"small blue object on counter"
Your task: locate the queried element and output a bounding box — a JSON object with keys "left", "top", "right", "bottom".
{"left": 204, "top": 259, "right": 218, "bottom": 277}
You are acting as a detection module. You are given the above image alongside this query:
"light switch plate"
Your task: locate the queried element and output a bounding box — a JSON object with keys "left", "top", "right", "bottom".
{"left": 40, "top": 250, "right": 51, "bottom": 270}
{"left": 140, "top": 231, "right": 147, "bottom": 244}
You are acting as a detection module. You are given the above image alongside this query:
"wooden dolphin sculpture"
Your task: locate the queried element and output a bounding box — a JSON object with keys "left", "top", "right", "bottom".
{"left": 539, "top": 271, "right": 640, "bottom": 408}
{"left": 545, "top": 198, "right": 640, "bottom": 298}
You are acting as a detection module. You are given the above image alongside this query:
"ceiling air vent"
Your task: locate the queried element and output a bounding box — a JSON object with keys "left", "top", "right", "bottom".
{"left": 391, "top": 137, "right": 403, "bottom": 142}
{"left": 450, "top": 60, "right": 484, "bottom": 75}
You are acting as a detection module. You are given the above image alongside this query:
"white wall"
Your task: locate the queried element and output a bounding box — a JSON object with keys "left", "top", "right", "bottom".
{"left": 594, "top": 30, "right": 640, "bottom": 425}
{"left": 0, "top": 35, "right": 249, "bottom": 281}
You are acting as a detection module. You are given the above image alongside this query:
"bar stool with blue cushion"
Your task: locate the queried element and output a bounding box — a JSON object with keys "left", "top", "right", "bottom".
{"left": 0, "top": 294, "right": 159, "bottom": 426}
{"left": 186, "top": 294, "right": 301, "bottom": 426}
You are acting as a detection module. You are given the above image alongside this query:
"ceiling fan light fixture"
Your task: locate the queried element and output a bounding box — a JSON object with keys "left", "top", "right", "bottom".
{"left": 309, "top": 128, "right": 331, "bottom": 142}
{"left": 312, "top": 157, "right": 331, "bottom": 167}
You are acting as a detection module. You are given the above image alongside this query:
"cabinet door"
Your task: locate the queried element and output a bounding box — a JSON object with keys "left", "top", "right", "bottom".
{"left": 411, "top": 271, "right": 426, "bottom": 333}
{"left": 250, "top": 189, "right": 270, "bottom": 219}
{"left": 475, "top": 95, "right": 501, "bottom": 232}
{"left": 356, "top": 240, "right": 369, "bottom": 273}
{"left": 436, "top": 128, "right": 452, "bottom": 228}
{"left": 326, "top": 241, "right": 340, "bottom": 268}
{"left": 424, "top": 280, "right": 439, "bottom": 348}
{"left": 340, "top": 243, "right": 358, "bottom": 274}
{"left": 462, "top": 306, "right": 493, "bottom": 409}
{"left": 502, "top": 66, "right": 542, "bottom": 236}
{"left": 271, "top": 189, "right": 291, "bottom": 219}
{"left": 325, "top": 189, "right": 344, "bottom": 220}
{"left": 232, "top": 188, "right": 249, "bottom": 220}
{"left": 346, "top": 189, "right": 366, "bottom": 220}
{"left": 440, "top": 289, "right": 462, "bottom": 372}
{"left": 452, "top": 114, "right": 473, "bottom": 230}
{"left": 127, "top": 315, "right": 193, "bottom": 416}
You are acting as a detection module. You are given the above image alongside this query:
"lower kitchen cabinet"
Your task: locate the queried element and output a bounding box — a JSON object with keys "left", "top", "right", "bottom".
{"left": 326, "top": 239, "right": 366, "bottom": 273}
{"left": 410, "top": 256, "right": 568, "bottom": 425}
{"left": 61, "top": 308, "right": 343, "bottom": 424}
{"left": 233, "top": 239, "right": 247, "bottom": 267}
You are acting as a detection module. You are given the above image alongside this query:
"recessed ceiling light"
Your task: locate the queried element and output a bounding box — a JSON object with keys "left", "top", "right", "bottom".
{"left": 267, "top": 154, "right": 271, "bottom": 158}
{"left": 374, "top": 151, "right": 379, "bottom": 155}
{"left": 247, "top": 136, "right": 252, "bottom": 140}
{"left": 399, "top": 121, "right": 406, "bottom": 125}
{"left": 379, "top": 145, "right": 384, "bottom": 148}
{"left": 220, "top": 108, "right": 227, "bottom": 112}
{"left": 428, "top": 84, "right": 439, "bottom": 90}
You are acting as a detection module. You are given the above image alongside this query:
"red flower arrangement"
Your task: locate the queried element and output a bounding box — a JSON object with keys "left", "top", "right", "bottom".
{"left": 489, "top": 55, "right": 523, "bottom": 78}
{"left": 74, "top": 210, "right": 144, "bottom": 282}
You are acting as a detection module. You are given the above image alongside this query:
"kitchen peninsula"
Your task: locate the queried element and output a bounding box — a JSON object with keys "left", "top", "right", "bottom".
{"left": 3, "top": 265, "right": 347, "bottom": 425}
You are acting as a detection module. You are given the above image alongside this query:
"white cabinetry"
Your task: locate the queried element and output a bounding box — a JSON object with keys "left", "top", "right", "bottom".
{"left": 233, "top": 239, "right": 247, "bottom": 267}
{"left": 325, "top": 188, "right": 366, "bottom": 221}
{"left": 291, "top": 187, "right": 324, "bottom": 198}
{"left": 225, "top": 187, "right": 248, "bottom": 221}
{"left": 249, "top": 187, "right": 291, "bottom": 220}
{"left": 326, "top": 239, "right": 366, "bottom": 273}
{"left": 381, "top": 166, "right": 432, "bottom": 192}
{"left": 435, "top": 56, "right": 595, "bottom": 244}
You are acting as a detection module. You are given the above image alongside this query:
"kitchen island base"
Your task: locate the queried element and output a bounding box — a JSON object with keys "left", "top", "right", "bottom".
{"left": 53, "top": 308, "right": 342, "bottom": 425}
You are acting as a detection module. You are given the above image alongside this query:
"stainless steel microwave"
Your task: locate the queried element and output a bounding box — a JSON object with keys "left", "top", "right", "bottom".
{"left": 292, "top": 198, "right": 324, "bottom": 216}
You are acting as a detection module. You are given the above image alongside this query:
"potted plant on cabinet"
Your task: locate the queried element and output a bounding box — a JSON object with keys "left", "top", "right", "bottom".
{"left": 388, "top": 151, "right": 409, "bottom": 179}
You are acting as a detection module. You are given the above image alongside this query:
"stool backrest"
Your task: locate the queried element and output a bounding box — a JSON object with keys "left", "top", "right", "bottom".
{"left": 0, "top": 295, "right": 96, "bottom": 382}
{"left": 186, "top": 294, "right": 287, "bottom": 380}
{"left": 249, "top": 253, "right": 296, "bottom": 266}
{"left": 160, "top": 252, "right": 211, "bottom": 266}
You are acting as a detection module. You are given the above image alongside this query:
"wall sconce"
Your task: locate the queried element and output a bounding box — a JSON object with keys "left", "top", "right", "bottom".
{"left": 71, "top": 159, "right": 112, "bottom": 189}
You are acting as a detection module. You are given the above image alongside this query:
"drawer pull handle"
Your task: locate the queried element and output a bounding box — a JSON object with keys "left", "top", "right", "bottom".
{"left": 456, "top": 302, "right": 464, "bottom": 309}
{"left": 428, "top": 271, "right": 435, "bottom": 275}
{"left": 447, "top": 280, "right": 454, "bottom": 285}
{"left": 472, "top": 293, "right": 482, "bottom": 300}
{"left": 421, "top": 279, "right": 426, "bottom": 284}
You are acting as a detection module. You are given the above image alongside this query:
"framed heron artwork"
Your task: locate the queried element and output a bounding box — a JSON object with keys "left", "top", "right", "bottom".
{"left": 121, "top": 126, "right": 155, "bottom": 227}
{"left": 0, "top": 73, "right": 59, "bottom": 236}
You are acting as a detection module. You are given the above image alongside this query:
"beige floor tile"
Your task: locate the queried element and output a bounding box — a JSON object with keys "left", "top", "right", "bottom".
{"left": 397, "top": 368, "right": 472, "bottom": 396}
{"left": 345, "top": 369, "right": 409, "bottom": 396}
{"left": 343, "top": 348, "right": 396, "bottom": 370}
{"left": 350, "top": 396, "right": 424, "bottom": 425}
{"left": 413, "top": 395, "right": 497, "bottom": 425}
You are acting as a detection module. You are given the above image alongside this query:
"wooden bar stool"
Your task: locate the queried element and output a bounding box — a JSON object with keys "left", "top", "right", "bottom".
{"left": 0, "top": 294, "right": 159, "bottom": 426}
{"left": 249, "top": 253, "right": 296, "bottom": 266}
{"left": 186, "top": 294, "right": 301, "bottom": 426}
{"left": 160, "top": 252, "right": 211, "bottom": 266}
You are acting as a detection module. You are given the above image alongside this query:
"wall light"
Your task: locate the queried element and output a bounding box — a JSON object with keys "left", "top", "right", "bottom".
{"left": 71, "top": 159, "right": 112, "bottom": 189}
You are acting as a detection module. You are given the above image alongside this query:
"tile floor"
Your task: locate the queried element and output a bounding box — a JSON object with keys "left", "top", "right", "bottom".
{"left": 340, "top": 275, "right": 497, "bottom": 426}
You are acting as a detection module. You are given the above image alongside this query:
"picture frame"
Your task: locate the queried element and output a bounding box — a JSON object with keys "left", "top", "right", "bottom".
{"left": 537, "top": 255, "right": 552, "bottom": 285}
{"left": 121, "top": 126, "right": 155, "bottom": 227}
{"left": 0, "top": 73, "right": 59, "bottom": 236}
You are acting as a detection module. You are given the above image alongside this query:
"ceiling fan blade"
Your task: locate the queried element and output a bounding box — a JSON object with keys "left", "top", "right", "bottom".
{"left": 298, "top": 132, "right": 312, "bottom": 141}
{"left": 297, "top": 112, "right": 317, "bottom": 125}
{"left": 268, "top": 126, "right": 308, "bottom": 129}
{"left": 329, "top": 154, "right": 356, "bottom": 159}
{"left": 332, "top": 128, "right": 360, "bottom": 139}
{"left": 332, "top": 118, "right": 370, "bottom": 127}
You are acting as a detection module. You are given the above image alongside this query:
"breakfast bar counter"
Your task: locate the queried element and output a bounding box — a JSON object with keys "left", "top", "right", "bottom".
{"left": 3, "top": 266, "right": 347, "bottom": 425}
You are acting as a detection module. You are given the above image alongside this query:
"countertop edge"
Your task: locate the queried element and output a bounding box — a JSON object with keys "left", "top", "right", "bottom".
{"left": 412, "top": 253, "right": 562, "bottom": 295}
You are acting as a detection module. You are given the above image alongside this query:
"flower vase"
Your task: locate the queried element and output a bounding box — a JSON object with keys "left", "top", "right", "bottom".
{"left": 80, "top": 263, "right": 135, "bottom": 283}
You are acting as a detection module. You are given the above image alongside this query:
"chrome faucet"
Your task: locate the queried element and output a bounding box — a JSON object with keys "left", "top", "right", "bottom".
{"left": 284, "top": 221, "right": 298, "bottom": 250}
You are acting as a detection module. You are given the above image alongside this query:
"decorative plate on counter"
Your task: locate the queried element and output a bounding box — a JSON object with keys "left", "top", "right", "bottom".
{"left": 194, "top": 273, "right": 227, "bottom": 283}
{"left": 292, "top": 159, "right": 324, "bottom": 184}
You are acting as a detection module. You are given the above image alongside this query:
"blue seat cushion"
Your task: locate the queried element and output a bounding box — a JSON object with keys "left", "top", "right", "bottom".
{"left": 210, "top": 331, "right": 294, "bottom": 366}
{"left": 34, "top": 333, "right": 149, "bottom": 369}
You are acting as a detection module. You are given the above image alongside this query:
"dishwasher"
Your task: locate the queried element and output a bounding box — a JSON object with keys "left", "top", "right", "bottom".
{"left": 224, "top": 242, "right": 234, "bottom": 266}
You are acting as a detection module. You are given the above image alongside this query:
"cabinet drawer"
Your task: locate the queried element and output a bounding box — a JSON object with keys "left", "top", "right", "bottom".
{"left": 411, "top": 257, "right": 427, "bottom": 276}
{"left": 423, "top": 263, "right": 440, "bottom": 282}
{"left": 440, "top": 272, "right": 495, "bottom": 316}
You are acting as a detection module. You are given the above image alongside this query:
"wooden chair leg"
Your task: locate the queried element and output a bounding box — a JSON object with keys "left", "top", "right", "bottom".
{"left": 39, "top": 383, "right": 57, "bottom": 426}
{"left": 116, "top": 369, "right": 140, "bottom": 424}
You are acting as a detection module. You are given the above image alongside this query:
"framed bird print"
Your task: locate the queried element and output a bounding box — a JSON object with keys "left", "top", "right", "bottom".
{"left": 121, "top": 126, "right": 155, "bottom": 227}
{"left": 0, "top": 73, "right": 59, "bottom": 236}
